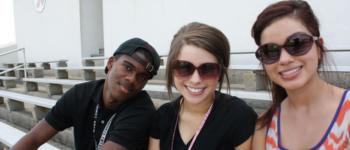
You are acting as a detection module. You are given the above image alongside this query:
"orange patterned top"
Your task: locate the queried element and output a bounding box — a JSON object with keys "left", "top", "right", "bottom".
{"left": 266, "top": 90, "right": 350, "bottom": 150}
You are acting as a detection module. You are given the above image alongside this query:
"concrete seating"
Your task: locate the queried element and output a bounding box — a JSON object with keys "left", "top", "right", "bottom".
{"left": 0, "top": 90, "right": 75, "bottom": 149}
{"left": 0, "top": 65, "right": 23, "bottom": 77}
{"left": 0, "top": 90, "right": 55, "bottom": 122}
{"left": 143, "top": 84, "right": 271, "bottom": 101}
{"left": 2, "top": 60, "right": 68, "bottom": 79}
{"left": 52, "top": 66, "right": 104, "bottom": 80}
{"left": 21, "top": 77, "right": 272, "bottom": 101}
{"left": 82, "top": 56, "right": 107, "bottom": 66}
{"left": 0, "top": 76, "right": 17, "bottom": 88}
{"left": 143, "top": 84, "right": 271, "bottom": 113}
{"left": 0, "top": 68, "right": 8, "bottom": 71}
{"left": 0, "top": 121, "right": 59, "bottom": 150}
{"left": 17, "top": 67, "right": 45, "bottom": 78}
{"left": 227, "top": 64, "right": 266, "bottom": 91}
{"left": 23, "top": 78, "right": 86, "bottom": 97}
{"left": 40, "top": 60, "right": 68, "bottom": 69}
{"left": 3, "top": 59, "right": 68, "bottom": 70}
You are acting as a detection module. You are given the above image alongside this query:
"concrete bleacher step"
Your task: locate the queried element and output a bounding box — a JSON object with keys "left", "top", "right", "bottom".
{"left": 144, "top": 84, "right": 271, "bottom": 113}
{"left": 0, "top": 76, "right": 17, "bottom": 89}
{"left": 20, "top": 77, "right": 267, "bottom": 100}
{"left": 51, "top": 66, "right": 105, "bottom": 80}
{"left": 0, "top": 120, "right": 60, "bottom": 150}
{"left": 152, "top": 98, "right": 171, "bottom": 109}
{"left": 0, "top": 90, "right": 56, "bottom": 109}
{"left": 34, "top": 66, "right": 270, "bottom": 91}
{"left": 4, "top": 77, "right": 272, "bottom": 111}
{"left": 147, "top": 79, "right": 246, "bottom": 90}
{"left": 0, "top": 89, "right": 74, "bottom": 149}
{"left": 144, "top": 84, "right": 271, "bottom": 101}
{"left": 19, "top": 77, "right": 272, "bottom": 112}
{"left": 22, "top": 78, "right": 84, "bottom": 97}
{"left": 0, "top": 83, "right": 66, "bottom": 100}
{"left": 0, "top": 89, "right": 56, "bottom": 127}
{"left": 23, "top": 78, "right": 86, "bottom": 85}
{"left": 21, "top": 80, "right": 268, "bottom": 113}
{"left": 82, "top": 56, "right": 107, "bottom": 67}
{"left": 0, "top": 76, "right": 270, "bottom": 149}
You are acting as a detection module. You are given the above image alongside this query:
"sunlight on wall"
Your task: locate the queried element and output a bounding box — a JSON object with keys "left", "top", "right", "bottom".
{"left": 0, "top": 0, "right": 16, "bottom": 47}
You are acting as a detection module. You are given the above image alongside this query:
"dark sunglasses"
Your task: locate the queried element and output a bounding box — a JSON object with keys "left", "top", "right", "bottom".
{"left": 256, "top": 32, "right": 319, "bottom": 64}
{"left": 173, "top": 60, "right": 221, "bottom": 80}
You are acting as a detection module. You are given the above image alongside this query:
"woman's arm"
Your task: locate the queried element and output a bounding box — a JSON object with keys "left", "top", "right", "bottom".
{"left": 148, "top": 137, "right": 160, "bottom": 150}
{"left": 235, "top": 136, "right": 252, "bottom": 150}
{"left": 252, "top": 126, "right": 267, "bottom": 150}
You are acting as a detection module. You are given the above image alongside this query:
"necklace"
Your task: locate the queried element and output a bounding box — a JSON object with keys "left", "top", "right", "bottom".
{"left": 170, "top": 98, "right": 214, "bottom": 150}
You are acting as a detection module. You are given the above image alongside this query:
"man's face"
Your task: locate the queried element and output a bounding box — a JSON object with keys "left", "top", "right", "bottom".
{"left": 104, "top": 52, "right": 152, "bottom": 103}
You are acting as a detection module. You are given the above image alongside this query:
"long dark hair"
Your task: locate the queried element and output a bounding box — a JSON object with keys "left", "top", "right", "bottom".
{"left": 251, "top": 0, "right": 326, "bottom": 128}
{"left": 166, "top": 22, "right": 231, "bottom": 98}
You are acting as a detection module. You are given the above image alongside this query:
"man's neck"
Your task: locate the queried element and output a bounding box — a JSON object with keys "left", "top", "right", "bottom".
{"left": 102, "top": 85, "right": 121, "bottom": 110}
{"left": 102, "top": 100, "right": 121, "bottom": 110}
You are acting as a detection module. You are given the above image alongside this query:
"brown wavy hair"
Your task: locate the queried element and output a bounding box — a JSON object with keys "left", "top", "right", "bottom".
{"left": 166, "top": 22, "right": 231, "bottom": 97}
{"left": 251, "top": 0, "right": 326, "bottom": 128}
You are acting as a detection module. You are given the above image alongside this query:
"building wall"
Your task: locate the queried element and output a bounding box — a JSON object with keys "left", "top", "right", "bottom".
{"left": 103, "top": 0, "right": 350, "bottom": 69}
{"left": 80, "top": 0, "right": 104, "bottom": 58}
{"left": 0, "top": 43, "right": 18, "bottom": 65}
{"left": 11, "top": 0, "right": 350, "bottom": 68}
{"left": 13, "top": 0, "right": 82, "bottom": 67}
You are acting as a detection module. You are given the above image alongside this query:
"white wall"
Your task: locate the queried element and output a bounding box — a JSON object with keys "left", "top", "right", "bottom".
{"left": 11, "top": 0, "right": 350, "bottom": 68}
{"left": 0, "top": 0, "right": 16, "bottom": 46}
{"left": 13, "top": 0, "right": 82, "bottom": 67}
{"left": 0, "top": 43, "right": 18, "bottom": 65}
{"left": 0, "top": 0, "right": 18, "bottom": 65}
{"left": 103, "top": 0, "right": 350, "bottom": 68}
{"left": 80, "top": 0, "right": 104, "bottom": 57}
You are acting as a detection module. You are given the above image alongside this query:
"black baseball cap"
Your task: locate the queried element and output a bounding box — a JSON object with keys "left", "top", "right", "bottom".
{"left": 105, "top": 38, "right": 160, "bottom": 76}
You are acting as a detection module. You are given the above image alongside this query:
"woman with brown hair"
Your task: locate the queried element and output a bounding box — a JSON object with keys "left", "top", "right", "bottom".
{"left": 251, "top": 0, "right": 349, "bottom": 149}
{"left": 148, "top": 22, "right": 257, "bottom": 150}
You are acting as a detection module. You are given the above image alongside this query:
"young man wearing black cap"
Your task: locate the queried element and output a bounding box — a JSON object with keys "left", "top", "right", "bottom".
{"left": 12, "top": 38, "right": 161, "bottom": 150}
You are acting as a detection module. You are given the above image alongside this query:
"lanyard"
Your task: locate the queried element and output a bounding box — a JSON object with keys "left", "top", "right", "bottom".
{"left": 93, "top": 105, "right": 117, "bottom": 150}
{"left": 171, "top": 99, "right": 213, "bottom": 150}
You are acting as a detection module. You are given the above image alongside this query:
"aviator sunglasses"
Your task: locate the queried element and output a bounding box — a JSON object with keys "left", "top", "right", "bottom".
{"left": 255, "top": 32, "right": 319, "bottom": 64}
{"left": 173, "top": 60, "right": 221, "bottom": 80}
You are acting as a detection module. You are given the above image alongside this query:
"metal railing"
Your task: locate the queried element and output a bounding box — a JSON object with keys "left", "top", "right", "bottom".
{"left": 229, "top": 49, "right": 350, "bottom": 55}
{"left": 158, "top": 49, "right": 350, "bottom": 71}
{"left": 0, "top": 48, "right": 27, "bottom": 78}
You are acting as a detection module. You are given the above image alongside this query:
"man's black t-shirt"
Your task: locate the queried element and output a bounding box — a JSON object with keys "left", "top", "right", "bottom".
{"left": 150, "top": 91, "right": 257, "bottom": 150}
{"left": 45, "top": 79, "right": 156, "bottom": 150}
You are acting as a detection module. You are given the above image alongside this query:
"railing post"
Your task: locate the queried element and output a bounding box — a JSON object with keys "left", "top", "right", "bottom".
{"left": 23, "top": 48, "right": 28, "bottom": 78}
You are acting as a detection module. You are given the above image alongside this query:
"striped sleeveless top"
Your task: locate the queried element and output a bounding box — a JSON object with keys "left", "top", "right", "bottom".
{"left": 266, "top": 90, "right": 350, "bottom": 150}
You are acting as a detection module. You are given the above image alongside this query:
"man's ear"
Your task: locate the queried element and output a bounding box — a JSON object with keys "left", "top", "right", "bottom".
{"left": 106, "top": 57, "right": 116, "bottom": 73}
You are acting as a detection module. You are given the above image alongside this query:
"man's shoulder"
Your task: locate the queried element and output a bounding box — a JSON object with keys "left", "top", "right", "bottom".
{"left": 75, "top": 79, "right": 104, "bottom": 90}
{"left": 132, "top": 91, "right": 152, "bottom": 104}
{"left": 61, "top": 79, "right": 104, "bottom": 103}
{"left": 123, "top": 90, "right": 156, "bottom": 111}
{"left": 72, "top": 79, "right": 104, "bottom": 94}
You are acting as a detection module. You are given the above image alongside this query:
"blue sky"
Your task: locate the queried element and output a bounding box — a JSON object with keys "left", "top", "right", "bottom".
{"left": 0, "top": 0, "right": 16, "bottom": 46}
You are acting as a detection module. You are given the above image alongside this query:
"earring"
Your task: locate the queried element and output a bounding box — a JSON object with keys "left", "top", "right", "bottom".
{"left": 319, "top": 37, "right": 324, "bottom": 46}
